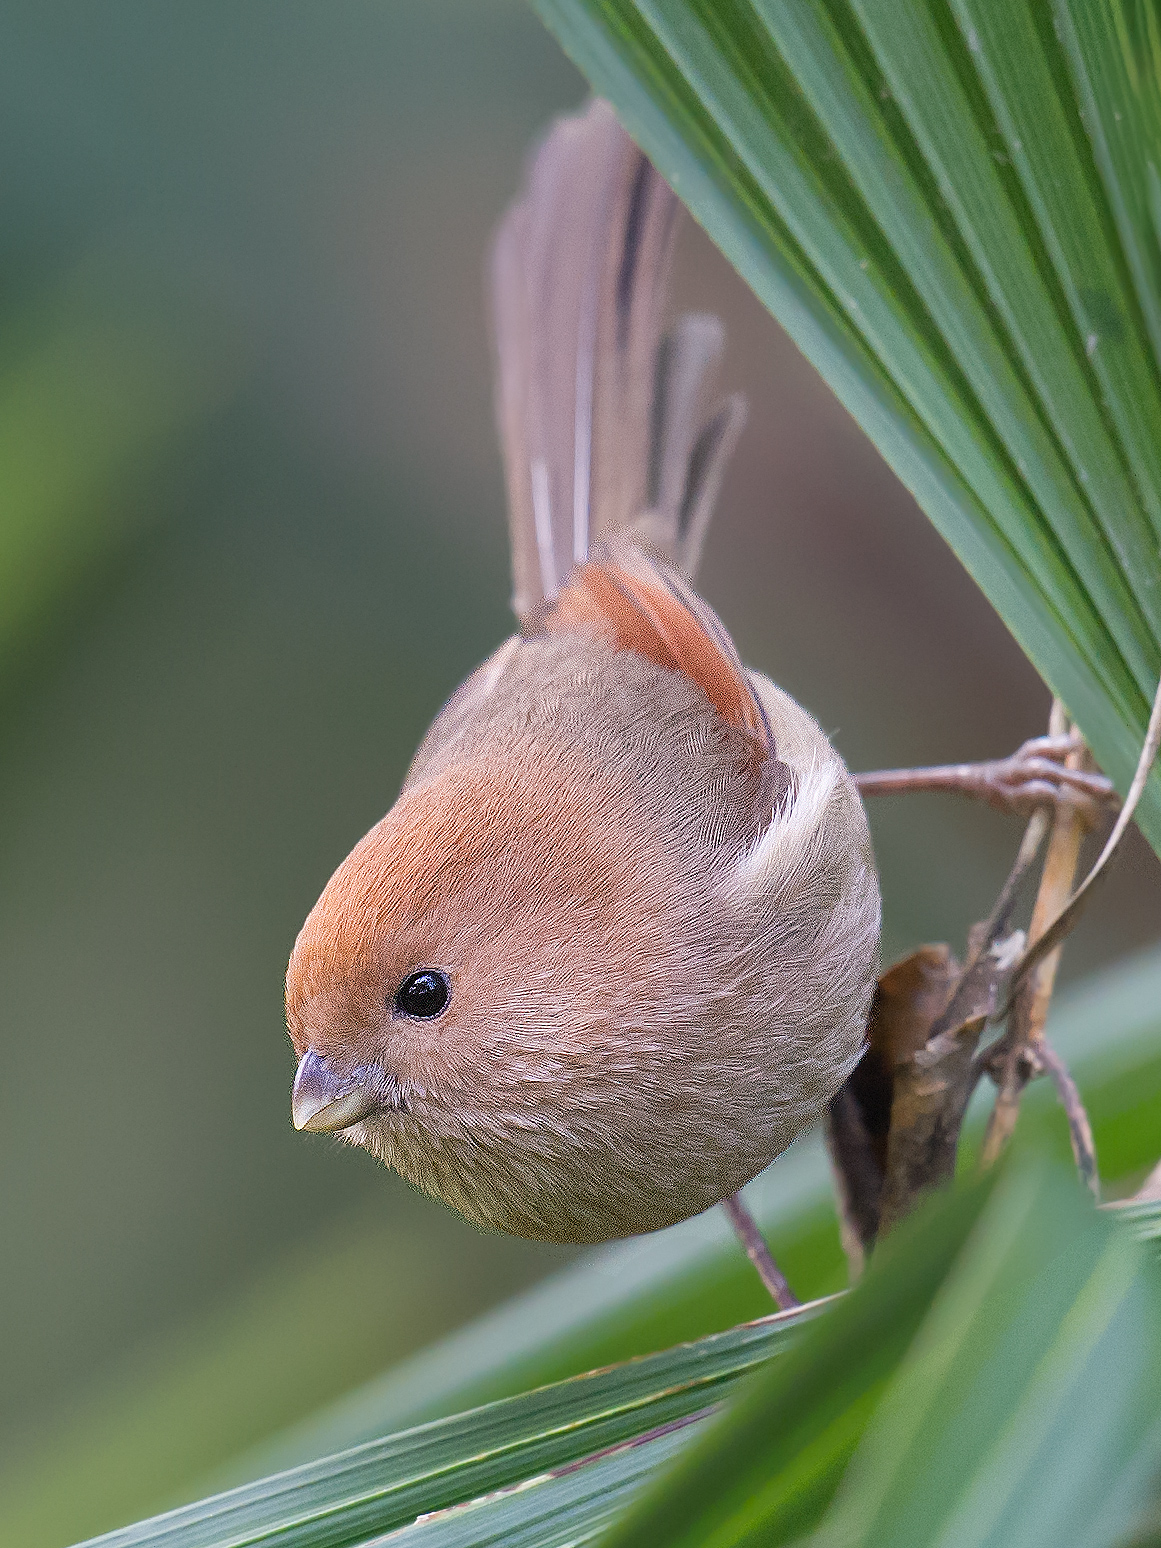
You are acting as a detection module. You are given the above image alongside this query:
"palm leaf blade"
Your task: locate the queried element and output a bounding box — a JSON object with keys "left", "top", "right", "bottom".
{"left": 532, "top": 0, "right": 1161, "bottom": 849}
{"left": 74, "top": 1310, "right": 817, "bottom": 1548}
{"left": 606, "top": 1166, "right": 1161, "bottom": 1548}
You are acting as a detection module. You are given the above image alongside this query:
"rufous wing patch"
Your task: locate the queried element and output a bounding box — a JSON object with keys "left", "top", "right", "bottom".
{"left": 532, "top": 542, "right": 773, "bottom": 754}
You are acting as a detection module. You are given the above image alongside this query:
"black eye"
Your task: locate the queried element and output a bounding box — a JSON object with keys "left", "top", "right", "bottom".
{"left": 394, "top": 969, "right": 451, "bottom": 1019}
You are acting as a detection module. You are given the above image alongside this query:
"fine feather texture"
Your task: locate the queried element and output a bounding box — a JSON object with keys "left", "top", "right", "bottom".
{"left": 285, "top": 99, "right": 882, "bottom": 1243}
{"left": 491, "top": 97, "right": 745, "bottom": 621}
{"left": 290, "top": 638, "right": 878, "bottom": 1242}
{"left": 409, "top": 539, "right": 789, "bottom": 825}
{"left": 531, "top": 539, "right": 774, "bottom": 747}
{"left": 634, "top": 313, "right": 746, "bottom": 579}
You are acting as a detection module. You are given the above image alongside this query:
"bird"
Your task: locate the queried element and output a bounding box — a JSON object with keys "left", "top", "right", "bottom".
{"left": 284, "top": 97, "right": 883, "bottom": 1246}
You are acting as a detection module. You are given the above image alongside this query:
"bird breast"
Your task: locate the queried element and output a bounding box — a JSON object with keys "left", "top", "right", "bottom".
{"left": 317, "top": 635, "right": 880, "bottom": 1243}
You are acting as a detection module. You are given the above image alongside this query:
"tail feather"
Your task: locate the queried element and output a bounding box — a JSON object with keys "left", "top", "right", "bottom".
{"left": 489, "top": 99, "right": 745, "bottom": 627}
{"left": 633, "top": 313, "right": 747, "bottom": 579}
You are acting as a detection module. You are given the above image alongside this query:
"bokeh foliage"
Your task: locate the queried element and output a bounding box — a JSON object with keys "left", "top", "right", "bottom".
{"left": 2, "top": 3, "right": 1160, "bottom": 1545}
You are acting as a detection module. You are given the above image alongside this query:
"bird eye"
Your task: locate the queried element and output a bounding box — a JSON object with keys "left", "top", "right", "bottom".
{"left": 394, "top": 969, "right": 451, "bottom": 1019}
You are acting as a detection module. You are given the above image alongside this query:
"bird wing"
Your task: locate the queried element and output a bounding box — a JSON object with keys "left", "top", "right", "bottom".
{"left": 490, "top": 98, "right": 745, "bottom": 625}
{"left": 534, "top": 540, "right": 778, "bottom": 763}
{"left": 404, "top": 541, "right": 784, "bottom": 805}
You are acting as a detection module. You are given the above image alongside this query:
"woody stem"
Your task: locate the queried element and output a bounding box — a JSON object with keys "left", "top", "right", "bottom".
{"left": 980, "top": 703, "right": 1095, "bottom": 1185}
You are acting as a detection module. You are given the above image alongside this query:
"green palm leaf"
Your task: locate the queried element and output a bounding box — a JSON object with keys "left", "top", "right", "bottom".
{"left": 74, "top": 1181, "right": 1161, "bottom": 1548}
{"left": 72, "top": 1310, "right": 816, "bottom": 1548}
{"left": 531, "top": 0, "right": 1161, "bottom": 853}
{"left": 607, "top": 1162, "right": 1161, "bottom": 1548}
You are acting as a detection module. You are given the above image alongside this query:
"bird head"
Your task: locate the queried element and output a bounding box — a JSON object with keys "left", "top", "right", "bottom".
{"left": 285, "top": 749, "right": 675, "bottom": 1225}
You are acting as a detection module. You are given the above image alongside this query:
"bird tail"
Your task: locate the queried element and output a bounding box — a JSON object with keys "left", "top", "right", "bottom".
{"left": 489, "top": 98, "right": 746, "bottom": 629}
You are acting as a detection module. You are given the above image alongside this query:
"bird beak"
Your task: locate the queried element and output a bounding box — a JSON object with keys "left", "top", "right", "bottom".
{"left": 292, "top": 1049, "right": 383, "bottom": 1132}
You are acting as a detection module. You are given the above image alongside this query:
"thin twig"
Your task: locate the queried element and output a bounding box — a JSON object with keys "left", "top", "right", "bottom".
{"left": 981, "top": 703, "right": 1089, "bottom": 1169}
{"left": 1003, "top": 673, "right": 1161, "bottom": 1005}
{"left": 722, "top": 1193, "right": 800, "bottom": 1309}
{"left": 1038, "top": 1041, "right": 1100, "bottom": 1198}
{"left": 980, "top": 806, "right": 1054, "bottom": 944}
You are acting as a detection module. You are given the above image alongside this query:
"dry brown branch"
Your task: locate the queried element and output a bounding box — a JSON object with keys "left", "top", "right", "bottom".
{"left": 1004, "top": 673, "right": 1161, "bottom": 1000}
{"left": 825, "top": 811, "right": 1049, "bottom": 1260}
{"left": 825, "top": 945, "right": 959, "bottom": 1276}
{"left": 873, "top": 811, "right": 1048, "bottom": 1237}
{"left": 826, "top": 676, "right": 1160, "bottom": 1255}
{"left": 1037, "top": 1040, "right": 1100, "bottom": 1197}
{"left": 981, "top": 703, "right": 1090, "bottom": 1171}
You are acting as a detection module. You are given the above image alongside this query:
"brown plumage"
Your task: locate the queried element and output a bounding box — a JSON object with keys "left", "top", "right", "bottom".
{"left": 285, "top": 99, "right": 881, "bottom": 1243}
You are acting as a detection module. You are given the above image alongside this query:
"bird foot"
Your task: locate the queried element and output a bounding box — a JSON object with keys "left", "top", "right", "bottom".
{"left": 854, "top": 731, "right": 1117, "bottom": 824}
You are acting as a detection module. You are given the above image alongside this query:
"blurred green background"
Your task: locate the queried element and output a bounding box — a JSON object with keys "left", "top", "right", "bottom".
{"left": 1, "top": 3, "right": 1158, "bottom": 1543}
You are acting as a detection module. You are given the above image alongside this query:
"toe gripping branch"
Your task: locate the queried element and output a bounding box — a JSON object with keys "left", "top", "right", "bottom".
{"left": 852, "top": 730, "right": 1117, "bottom": 822}
{"left": 825, "top": 687, "right": 1161, "bottom": 1280}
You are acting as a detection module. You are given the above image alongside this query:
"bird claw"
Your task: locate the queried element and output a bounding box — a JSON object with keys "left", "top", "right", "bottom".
{"left": 854, "top": 730, "right": 1119, "bottom": 821}
{"left": 979, "top": 732, "right": 1117, "bottom": 822}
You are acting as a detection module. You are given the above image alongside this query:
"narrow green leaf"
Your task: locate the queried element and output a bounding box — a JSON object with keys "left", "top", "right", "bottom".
{"left": 848, "top": 0, "right": 1161, "bottom": 661}
{"left": 952, "top": 0, "right": 1161, "bottom": 550}
{"left": 73, "top": 1306, "right": 819, "bottom": 1548}
{"left": 78, "top": 1196, "right": 1161, "bottom": 1548}
{"left": 751, "top": 0, "right": 1159, "bottom": 699}
{"left": 376, "top": 1421, "right": 698, "bottom": 1547}
{"left": 531, "top": 0, "right": 1161, "bottom": 851}
{"left": 609, "top": 1161, "right": 1161, "bottom": 1548}
{"left": 601, "top": 1167, "right": 998, "bottom": 1548}
{"left": 639, "top": 0, "right": 1148, "bottom": 717}
{"left": 1056, "top": 0, "right": 1161, "bottom": 372}
{"left": 815, "top": 1171, "right": 1161, "bottom": 1548}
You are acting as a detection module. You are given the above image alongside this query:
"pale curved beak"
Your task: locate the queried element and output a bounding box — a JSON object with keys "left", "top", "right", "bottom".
{"left": 292, "top": 1049, "right": 383, "bottom": 1133}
